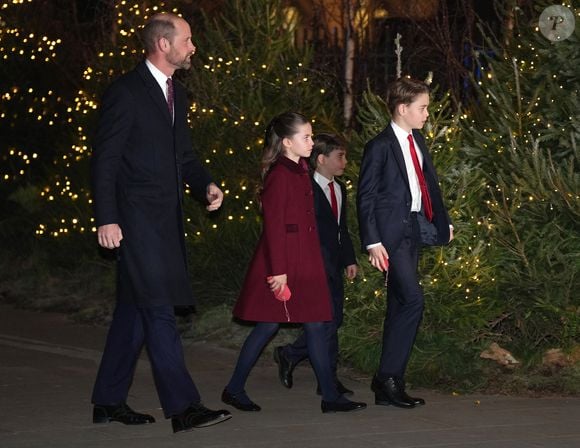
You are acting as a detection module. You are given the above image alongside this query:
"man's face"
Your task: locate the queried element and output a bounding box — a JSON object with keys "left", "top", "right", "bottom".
{"left": 399, "top": 92, "right": 430, "bottom": 130}
{"left": 317, "top": 148, "right": 347, "bottom": 178}
{"left": 166, "top": 19, "right": 196, "bottom": 70}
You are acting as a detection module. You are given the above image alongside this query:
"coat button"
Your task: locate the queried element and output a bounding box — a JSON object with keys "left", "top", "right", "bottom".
{"left": 403, "top": 219, "right": 408, "bottom": 224}
{"left": 309, "top": 226, "right": 315, "bottom": 232}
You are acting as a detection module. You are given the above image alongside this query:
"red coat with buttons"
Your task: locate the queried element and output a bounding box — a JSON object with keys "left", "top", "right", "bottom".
{"left": 233, "top": 156, "right": 332, "bottom": 323}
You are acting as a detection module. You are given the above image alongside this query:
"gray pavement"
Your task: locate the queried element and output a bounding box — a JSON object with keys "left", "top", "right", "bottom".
{"left": 0, "top": 304, "right": 578, "bottom": 448}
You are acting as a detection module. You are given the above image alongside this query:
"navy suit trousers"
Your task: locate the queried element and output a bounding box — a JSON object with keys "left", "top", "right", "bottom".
{"left": 91, "top": 301, "right": 200, "bottom": 417}
{"left": 378, "top": 213, "right": 424, "bottom": 378}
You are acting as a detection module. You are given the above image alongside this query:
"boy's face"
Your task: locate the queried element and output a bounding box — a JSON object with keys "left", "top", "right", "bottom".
{"left": 316, "top": 148, "right": 347, "bottom": 179}
{"left": 396, "top": 92, "right": 430, "bottom": 131}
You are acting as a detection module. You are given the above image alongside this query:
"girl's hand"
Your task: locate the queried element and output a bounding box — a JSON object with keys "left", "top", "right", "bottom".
{"left": 266, "top": 274, "right": 287, "bottom": 293}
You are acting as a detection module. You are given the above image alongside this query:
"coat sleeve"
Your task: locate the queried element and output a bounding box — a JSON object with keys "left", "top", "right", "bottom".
{"left": 356, "top": 138, "right": 386, "bottom": 249}
{"left": 182, "top": 144, "right": 214, "bottom": 201}
{"left": 91, "top": 81, "right": 134, "bottom": 226}
{"left": 339, "top": 183, "right": 357, "bottom": 267}
{"left": 261, "top": 168, "right": 288, "bottom": 276}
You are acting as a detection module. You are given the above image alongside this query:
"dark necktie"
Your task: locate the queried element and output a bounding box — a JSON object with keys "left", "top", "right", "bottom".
{"left": 328, "top": 181, "right": 339, "bottom": 221}
{"left": 166, "top": 77, "right": 174, "bottom": 121}
{"left": 407, "top": 134, "right": 433, "bottom": 221}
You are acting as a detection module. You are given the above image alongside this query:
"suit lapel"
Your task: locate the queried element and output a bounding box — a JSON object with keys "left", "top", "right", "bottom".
{"left": 312, "top": 179, "right": 338, "bottom": 227}
{"left": 384, "top": 125, "right": 411, "bottom": 193}
{"left": 135, "top": 61, "right": 173, "bottom": 126}
{"left": 412, "top": 130, "right": 436, "bottom": 186}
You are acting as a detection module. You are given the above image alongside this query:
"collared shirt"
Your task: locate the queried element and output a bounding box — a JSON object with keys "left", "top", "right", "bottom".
{"left": 314, "top": 170, "right": 342, "bottom": 224}
{"left": 145, "top": 59, "right": 172, "bottom": 103}
{"left": 390, "top": 120, "right": 423, "bottom": 213}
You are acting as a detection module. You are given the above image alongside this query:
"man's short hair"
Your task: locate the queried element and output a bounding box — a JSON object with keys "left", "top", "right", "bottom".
{"left": 141, "top": 14, "right": 177, "bottom": 54}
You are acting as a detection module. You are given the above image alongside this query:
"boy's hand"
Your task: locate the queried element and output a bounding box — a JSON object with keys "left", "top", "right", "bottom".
{"left": 368, "top": 245, "right": 389, "bottom": 272}
{"left": 345, "top": 264, "right": 357, "bottom": 280}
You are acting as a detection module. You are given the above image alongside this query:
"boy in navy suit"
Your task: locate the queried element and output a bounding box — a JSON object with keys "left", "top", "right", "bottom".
{"left": 274, "top": 133, "right": 358, "bottom": 396}
{"left": 357, "top": 77, "right": 453, "bottom": 408}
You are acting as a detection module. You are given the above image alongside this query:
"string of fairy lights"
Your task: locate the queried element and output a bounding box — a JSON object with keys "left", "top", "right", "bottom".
{"left": 1, "top": 1, "right": 577, "bottom": 304}
{"left": 1, "top": 1, "right": 322, "bottom": 240}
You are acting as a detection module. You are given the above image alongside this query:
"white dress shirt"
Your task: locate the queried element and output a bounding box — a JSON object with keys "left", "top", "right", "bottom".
{"left": 145, "top": 59, "right": 172, "bottom": 105}
{"left": 314, "top": 171, "right": 342, "bottom": 224}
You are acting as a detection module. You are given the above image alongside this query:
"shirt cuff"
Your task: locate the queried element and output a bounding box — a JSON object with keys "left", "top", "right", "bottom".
{"left": 366, "top": 242, "right": 382, "bottom": 250}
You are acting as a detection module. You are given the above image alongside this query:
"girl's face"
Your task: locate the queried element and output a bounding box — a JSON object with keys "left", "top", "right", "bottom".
{"left": 282, "top": 123, "right": 314, "bottom": 162}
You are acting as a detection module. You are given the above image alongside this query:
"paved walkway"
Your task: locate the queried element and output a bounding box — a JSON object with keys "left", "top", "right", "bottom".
{"left": 0, "top": 304, "right": 578, "bottom": 448}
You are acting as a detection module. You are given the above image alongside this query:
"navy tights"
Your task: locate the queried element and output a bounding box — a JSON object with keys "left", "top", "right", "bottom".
{"left": 226, "top": 322, "right": 340, "bottom": 402}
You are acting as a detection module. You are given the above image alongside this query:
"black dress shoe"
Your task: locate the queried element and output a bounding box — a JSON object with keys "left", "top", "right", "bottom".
{"left": 273, "top": 346, "right": 294, "bottom": 389}
{"left": 316, "top": 380, "right": 354, "bottom": 396}
{"left": 321, "top": 399, "right": 367, "bottom": 413}
{"left": 171, "top": 404, "right": 232, "bottom": 433}
{"left": 394, "top": 377, "right": 425, "bottom": 406}
{"left": 93, "top": 402, "right": 155, "bottom": 425}
{"left": 221, "top": 388, "right": 261, "bottom": 412}
{"left": 371, "top": 375, "right": 415, "bottom": 409}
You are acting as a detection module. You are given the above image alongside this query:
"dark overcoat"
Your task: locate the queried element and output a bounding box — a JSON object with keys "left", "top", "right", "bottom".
{"left": 312, "top": 177, "right": 356, "bottom": 326}
{"left": 233, "top": 156, "right": 333, "bottom": 323}
{"left": 91, "top": 61, "right": 213, "bottom": 307}
{"left": 357, "top": 125, "right": 452, "bottom": 254}
{"left": 313, "top": 178, "right": 356, "bottom": 280}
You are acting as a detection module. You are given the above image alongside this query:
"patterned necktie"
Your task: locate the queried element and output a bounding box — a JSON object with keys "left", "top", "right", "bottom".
{"left": 407, "top": 134, "right": 433, "bottom": 221}
{"left": 328, "top": 181, "right": 339, "bottom": 221}
{"left": 166, "top": 77, "right": 174, "bottom": 121}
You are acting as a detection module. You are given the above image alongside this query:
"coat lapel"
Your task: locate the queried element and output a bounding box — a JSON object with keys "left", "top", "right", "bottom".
{"left": 312, "top": 179, "right": 338, "bottom": 227}
{"left": 135, "top": 61, "right": 173, "bottom": 126}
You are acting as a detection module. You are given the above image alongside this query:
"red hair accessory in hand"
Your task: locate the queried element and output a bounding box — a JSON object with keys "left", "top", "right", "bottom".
{"left": 266, "top": 277, "right": 292, "bottom": 301}
{"left": 274, "top": 284, "right": 291, "bottom": 301}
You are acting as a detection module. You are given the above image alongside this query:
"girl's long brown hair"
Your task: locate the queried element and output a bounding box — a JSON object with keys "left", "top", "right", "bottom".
{"left": 260, "top": 112, "right": 309, "bottom": 181}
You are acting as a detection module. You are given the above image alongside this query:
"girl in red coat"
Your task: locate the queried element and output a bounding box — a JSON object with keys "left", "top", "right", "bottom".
{"left": 221, "top": 112, "right": 366, "bottom": 414}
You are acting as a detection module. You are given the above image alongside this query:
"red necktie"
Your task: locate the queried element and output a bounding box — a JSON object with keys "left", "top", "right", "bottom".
{"left": 328, "top": 181, "right": 339, "bottom": 221}
{"left": 166, "top": 77, "right": 174, "bottom": 120}
{"left": 407, "top": 134, "right": 433, "bottom": 222}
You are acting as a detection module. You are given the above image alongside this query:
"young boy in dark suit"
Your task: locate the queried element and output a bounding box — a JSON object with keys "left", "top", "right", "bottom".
{"left": 357, "top": 77, "right": 453, "bottom": 408}
{"left": 274, "top": 133, "right": 358, "bottom": 396}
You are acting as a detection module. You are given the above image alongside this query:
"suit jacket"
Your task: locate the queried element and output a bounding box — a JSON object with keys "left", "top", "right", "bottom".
{"left": 357, "top": 124, "right": 451, "bottom": 255}
{"left": 312, "top": 177, "right": 356, "bottom": 282}
{"left": 91, "top": 61, "right": 213, "bottom": 307}
{"left": 233, "top": 157, "right": 332, "bottom": 323}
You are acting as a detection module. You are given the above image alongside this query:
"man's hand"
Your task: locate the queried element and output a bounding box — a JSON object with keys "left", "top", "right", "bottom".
{"left": 206, "top": 182, "right": 224, "bottom": 211}
{"left": 368, "top": 244, "right": 389, "bottom": 272}
{"left": 97, "top": 223, "right": 123, "bottom": 249}
{"left": 345, "top": 264, "right": 358, "bottom": 280}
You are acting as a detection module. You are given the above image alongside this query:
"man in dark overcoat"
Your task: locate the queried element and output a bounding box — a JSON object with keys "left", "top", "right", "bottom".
{"left": 90, "top": 13, "right": 231, "bottom": 433}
